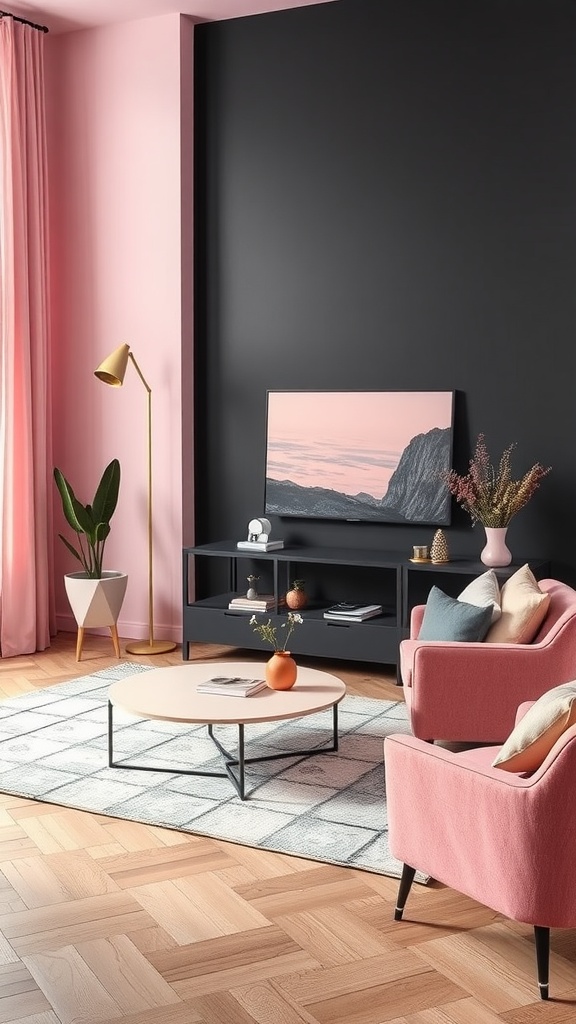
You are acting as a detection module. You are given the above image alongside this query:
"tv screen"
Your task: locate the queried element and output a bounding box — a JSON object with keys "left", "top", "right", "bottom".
{"left": 264, "top": 390, "right": 455, "bottom": 525}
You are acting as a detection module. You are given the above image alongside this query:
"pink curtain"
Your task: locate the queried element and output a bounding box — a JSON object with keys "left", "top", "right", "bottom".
{"left": 0, "top": 16, "right": 54, "bottom": 656}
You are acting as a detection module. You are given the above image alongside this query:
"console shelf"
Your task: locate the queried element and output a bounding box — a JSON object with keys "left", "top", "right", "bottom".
{"left": 182, "top": 542, "right": 549, "bottom": 674}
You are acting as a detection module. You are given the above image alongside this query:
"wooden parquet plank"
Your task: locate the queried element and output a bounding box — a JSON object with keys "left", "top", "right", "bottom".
{"left": 0, "top": 892, "right": 156, "bottom": 955}
{"left": 101, "top": 820, "right": 194, "bottom": 852}
{"left": 225, "top": 981, "right": 325, "bottom": 1024}
{"left": 11, "top": 817, "right": 89, "bottom": 856}
{"left": 0, "top": 961, "right": 44, "bottom": 993}
{"left": 146, "top": 823, "right": 209, "bottom": 848}
{"left": 22, "top": 946, "right": 125, "bottom": 1024}
{"left": 0, "top": 871, "right": 27, "bottom": 915}
{"left": 385, "top": 996, "right": 507, "bottom": 1022}
{"left": 0, "top": 800, "right": 68, "bottom": 819}
{"left": 148, "top": 923, "right": 304, "bottom": 981}
{"left": 2, "top": 851, "right": 119, "bottom": 907}
{"left": 131, "top": 874, "right": 271, "bottom": 943}
{"left": 125, "top": 924, "right": 178, "bottom": 956}
{"left": 289, "top": 970, "right": 466, "bottom": 1024}
{"left": 0, "top": 962, "right": 53, "bottom": 1022}
{"left": 0, "top": 987, "right": 52, "bottom": 1024}
{"left": 0, "top": 837, "right": 41, "bottom": 863}
{"left": 0, "top": 809, "right": 20, "bottom": 830}
{"left": 74, "top": 935, "right": 182, "bottom": 1012}
{"left": 276, "top": 905, "right": 394, "bottom": 966}
{"left": 170, "top": 948, "right": 320, "bottom": 1000}
{"left": 152, "top": 925, "right": 322, "bottom": 1000}
{"left": 501, "top": 1002, "right": 576, "bottom": 1023}
{"left": 16, "top": 809, "right": 113, "bottom": 854}
{"left": 97, "top": 1007, "right": 204, "bottom": 1024}
{"left": 0, "top": 933, "right": 19, "bottom": 967}
{"left": 98, "top": 1006, "right": 204, "bottom": 1024}
{"left": 372, "top": 890, "right": 498, "bottom": 947}
{"left": 181, "top": 989, "right": 261, "bottom": 1024}
{"left": 7, "top": 1011, "right": 61, "bottom": 1024}
{"left": 275, "top": 950, "right": 438, "bottom": 1004}
{"left": 212, "top": 838, "right": 319, "bottom": 878}
{"left": 355, "top": 871, "right": 404, "bottom": 902}
{"left": 237, "top": 866, "right": 376, "bottom": 918}
{"left": 99, "top": 838, "right": 235, "bottom": 886}
{"left": 413, "top": 927, "right": 546, "bottom": 1013}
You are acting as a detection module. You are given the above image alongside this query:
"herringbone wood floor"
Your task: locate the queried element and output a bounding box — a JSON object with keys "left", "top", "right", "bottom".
{"left": 0, "top": 632, "right": 574, "bottom": 1023}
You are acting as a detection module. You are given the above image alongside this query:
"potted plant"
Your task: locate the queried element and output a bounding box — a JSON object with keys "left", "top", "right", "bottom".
{"left": 443, "top": 434, "right": 551, "bottom": 567}
{"left": 54, "top": 458, "right": 127, "bottom": 659}
{"left": 249, "top": 611, "right": 304, "bottom": 689}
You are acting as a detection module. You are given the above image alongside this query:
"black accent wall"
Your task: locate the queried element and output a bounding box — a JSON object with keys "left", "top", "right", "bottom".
{"left": 194, "top": 0, "right": 575, "bottom": 585}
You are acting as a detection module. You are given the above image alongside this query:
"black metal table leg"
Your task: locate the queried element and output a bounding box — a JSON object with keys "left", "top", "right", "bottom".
{"left": 108, "top": 700, "right": 114, "bottom": 766}
{"left": 108, "top": 702, "right": 341, "bottom": 800}
{"left": 238, "top": 725, "right": 245, "bottom": 799}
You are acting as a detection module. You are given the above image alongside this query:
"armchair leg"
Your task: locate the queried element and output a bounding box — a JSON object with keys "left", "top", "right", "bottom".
{"left": 534, "top": 925, "right": 550, "bottom": 1000}
{"left": 394, "top": 864, "right": 416, "bottom": 920}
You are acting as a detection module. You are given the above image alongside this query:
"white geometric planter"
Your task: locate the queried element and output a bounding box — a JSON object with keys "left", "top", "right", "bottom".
{"left": 64, "top": 571, "right": 128, "bottom": 660}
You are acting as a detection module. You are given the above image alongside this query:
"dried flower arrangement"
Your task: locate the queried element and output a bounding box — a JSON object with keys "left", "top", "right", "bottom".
{"left": 443, "top": 434, "right": 551, "bottom": 528}
{"left": 249, "top": 611, "right": 303, "bottom": 651}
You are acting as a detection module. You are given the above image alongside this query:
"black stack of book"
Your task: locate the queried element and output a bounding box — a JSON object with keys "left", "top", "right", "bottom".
{"left": 323, "top": 602, "right": 383, "bottom": 622}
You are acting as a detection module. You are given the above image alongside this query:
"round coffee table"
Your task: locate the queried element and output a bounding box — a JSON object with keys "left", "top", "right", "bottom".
{"left": 108, "top": 660, "right": 346, "bottom": 799}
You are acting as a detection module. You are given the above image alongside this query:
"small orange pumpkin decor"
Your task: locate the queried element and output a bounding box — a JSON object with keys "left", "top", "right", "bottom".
{"left": 265, "top": 651, "right": 298, "bottom": 690}
{"left": 285, "top": 580, "right": 308, "bottom": 610}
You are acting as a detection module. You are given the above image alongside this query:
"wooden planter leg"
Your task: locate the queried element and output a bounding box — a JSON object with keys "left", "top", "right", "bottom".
{"left": 75, "top": 627, "right": 85, "bottom": 662}
{"left": 110, "top": 624, "right": 121, "bottom": 658}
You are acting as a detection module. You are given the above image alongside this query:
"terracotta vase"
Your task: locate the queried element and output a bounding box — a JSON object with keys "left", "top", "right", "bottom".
{"left": 285, "top": 581, "right": 308, "bottom": 610}
{"left": 480, "top": 527, "right": 512, "bottom": 568}
{"left": 265, "top": 651, "right": 298, "bottom": 690}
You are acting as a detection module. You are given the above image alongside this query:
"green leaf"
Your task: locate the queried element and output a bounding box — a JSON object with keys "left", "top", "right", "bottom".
{"left": 54, "top": 459, "right": 121, "bottom": 579}
{"left": 54, "top": 469, "right": 84, "bottom": 533}
{"left": 92, "top": 459, "right": 120, "bottom": 526}
{"left": 57, "top": 534, "right": 88, "bottom": 572}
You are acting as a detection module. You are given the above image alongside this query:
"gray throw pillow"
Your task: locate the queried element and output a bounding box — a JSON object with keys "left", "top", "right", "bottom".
{"left": 418, "top": 586, "right": 493, "bottom": 642}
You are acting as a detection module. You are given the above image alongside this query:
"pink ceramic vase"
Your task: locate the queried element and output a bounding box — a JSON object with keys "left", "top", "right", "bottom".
{"left": 480, "top": 526, "right": 512, "bottom": 567}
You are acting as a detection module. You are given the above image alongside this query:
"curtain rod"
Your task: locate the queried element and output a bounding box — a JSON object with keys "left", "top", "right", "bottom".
{"left": 0, "top": 10, "right": 49, "bottom": 32}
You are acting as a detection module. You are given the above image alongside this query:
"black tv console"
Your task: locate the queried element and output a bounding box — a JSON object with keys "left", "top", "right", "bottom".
{"left": 182, "top": 542, "right": 550, "bottom": 675}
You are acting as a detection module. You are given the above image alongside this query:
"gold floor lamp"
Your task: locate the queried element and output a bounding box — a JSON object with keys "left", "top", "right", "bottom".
{"left": 95, "top": 343, "right": 177, "bottom": 655}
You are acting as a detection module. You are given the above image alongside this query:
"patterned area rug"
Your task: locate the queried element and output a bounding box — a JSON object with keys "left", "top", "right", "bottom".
{"left": 0, "top": 663, "right": 422, "bottom": 880}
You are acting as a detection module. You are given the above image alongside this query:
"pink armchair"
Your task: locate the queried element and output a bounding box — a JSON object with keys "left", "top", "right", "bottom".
{"left": 385, "top": 707, "right": 576, "bottom": 999}
{"left": 400, "top": 578, "right": 576, "bottom": 743}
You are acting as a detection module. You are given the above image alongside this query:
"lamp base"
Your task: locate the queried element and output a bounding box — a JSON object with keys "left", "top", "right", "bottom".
{"left": 125, "top": 639, "right": 178, "bottom": 655}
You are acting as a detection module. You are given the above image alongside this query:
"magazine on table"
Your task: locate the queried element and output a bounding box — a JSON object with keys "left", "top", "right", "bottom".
{"left": 196, "top": 676, "right": 267, "bottom": 697}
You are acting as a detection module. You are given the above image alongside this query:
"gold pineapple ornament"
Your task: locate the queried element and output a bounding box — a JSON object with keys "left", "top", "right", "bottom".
{"left": 430, "top": 529, "right": 449, "bottom": 564}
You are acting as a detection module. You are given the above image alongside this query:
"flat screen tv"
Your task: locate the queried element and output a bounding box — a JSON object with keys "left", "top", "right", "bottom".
{"left": 264, "top": 390, "right": 455, "bottom": 525}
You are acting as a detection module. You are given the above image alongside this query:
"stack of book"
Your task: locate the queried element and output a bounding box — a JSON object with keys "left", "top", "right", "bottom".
{"left": 196, "top": 676, "right": 267, "bottom": 697}
{"left": 323, "top": 602, "right": 383, "bottom": 622}
{"left": 236, "top": 539, "right": 284, "bottom": 551}
{"left": 228, "top": 594, "right": 284, "bottom": 613}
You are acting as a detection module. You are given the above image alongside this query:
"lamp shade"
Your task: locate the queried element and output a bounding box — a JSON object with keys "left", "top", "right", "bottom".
{"left": 95, "top": 343, "right": 130, "bottom": 386}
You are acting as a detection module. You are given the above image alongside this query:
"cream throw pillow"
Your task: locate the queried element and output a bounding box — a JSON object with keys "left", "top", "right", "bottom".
{"left": 458, "top": 569, "right": 501, "bottom": 624}
{"left": 484, "top": 563, "right": 550, "bottom": 644}
{"left": 492, "top": 682, "right": 576, "bottom": 772}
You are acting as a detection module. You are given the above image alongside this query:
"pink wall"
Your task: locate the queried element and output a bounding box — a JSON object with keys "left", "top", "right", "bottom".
{"left": 46, "top": 14, "right": 193, "bottom": 644}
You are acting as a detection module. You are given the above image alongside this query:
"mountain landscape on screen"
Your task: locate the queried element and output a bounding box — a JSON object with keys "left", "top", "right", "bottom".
{"left": 266, "top": 425, "right": 453, "bottom": 523}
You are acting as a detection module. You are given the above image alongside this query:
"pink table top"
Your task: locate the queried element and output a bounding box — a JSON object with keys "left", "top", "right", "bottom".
{"left": 108, "top": 660, "right": 346, "bottom": 726}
